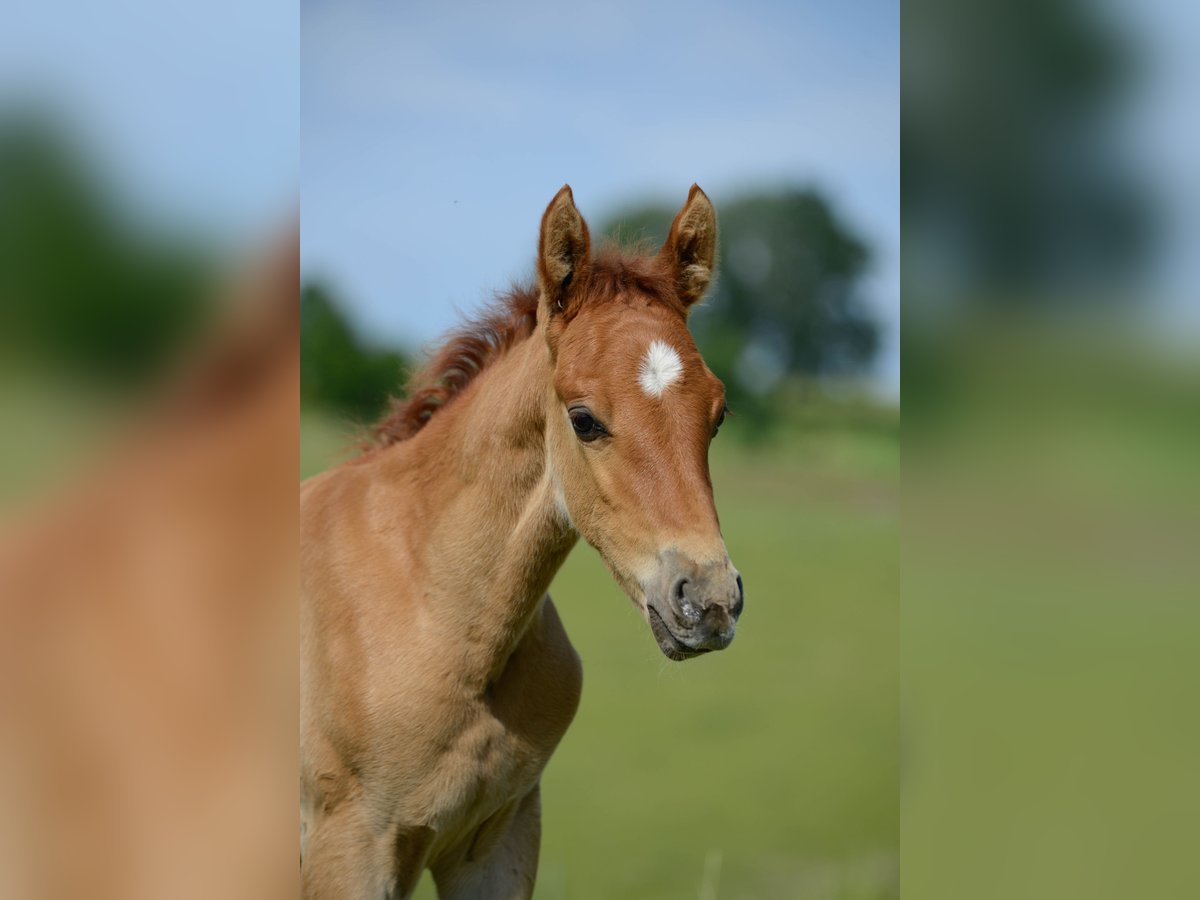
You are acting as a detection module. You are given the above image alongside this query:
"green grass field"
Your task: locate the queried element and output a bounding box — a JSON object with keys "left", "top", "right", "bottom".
{"left": 303, "top": 411, "right": 899, "bottom": 900}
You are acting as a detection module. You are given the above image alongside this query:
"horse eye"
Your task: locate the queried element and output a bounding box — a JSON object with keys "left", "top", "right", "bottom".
{"left": 569, "top": 408, "right": 606, "bottom": 442}
{"left": 713, "top": 406, "right": 728, "bottom": 436}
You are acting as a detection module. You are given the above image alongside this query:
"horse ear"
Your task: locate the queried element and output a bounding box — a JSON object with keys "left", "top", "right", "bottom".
{"left": 660, "top": 184, "right": 717, "bottom": 308}
{"left": 537, "top": 185, "right": 591, "bottom": 317}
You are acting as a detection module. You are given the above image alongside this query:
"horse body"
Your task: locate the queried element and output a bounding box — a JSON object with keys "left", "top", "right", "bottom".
{"left": 301, "top": 185, "right": 742, "bottom": 898}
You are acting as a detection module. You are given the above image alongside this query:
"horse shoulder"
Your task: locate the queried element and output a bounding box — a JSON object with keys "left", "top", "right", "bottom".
{"left": 489, "top": 595, "right": 582, "bottom": 749}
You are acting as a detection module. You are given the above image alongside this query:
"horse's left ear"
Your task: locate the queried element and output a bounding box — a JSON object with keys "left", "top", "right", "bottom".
{"left": 660, "top": 184, "right": 718, "bottom": 310}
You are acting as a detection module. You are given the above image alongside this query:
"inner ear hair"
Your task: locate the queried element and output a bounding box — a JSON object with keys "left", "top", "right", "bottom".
{"left": 545, "top": 228, "right": 581, "bottom": 299}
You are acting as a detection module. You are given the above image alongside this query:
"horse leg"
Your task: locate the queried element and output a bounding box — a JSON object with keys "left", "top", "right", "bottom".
{"left": 431, "top": 786, "right": 542, "bottom": 900}
{"left": 302, "top": 801, "right": 434, "bottom": 900}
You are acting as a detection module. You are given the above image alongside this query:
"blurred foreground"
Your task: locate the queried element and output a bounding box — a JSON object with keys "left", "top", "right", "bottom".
{"left": 0, "top": 230, "right": 299, "bottom": 899}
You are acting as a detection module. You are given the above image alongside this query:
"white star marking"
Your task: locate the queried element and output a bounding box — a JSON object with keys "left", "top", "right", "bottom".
{"left": 638, "top": 340, "right": 683, "bottom": 398}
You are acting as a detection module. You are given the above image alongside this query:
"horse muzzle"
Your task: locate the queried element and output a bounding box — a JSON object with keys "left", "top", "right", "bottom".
{"left": 643, "top": 551, "right": 743, "bottom": 661}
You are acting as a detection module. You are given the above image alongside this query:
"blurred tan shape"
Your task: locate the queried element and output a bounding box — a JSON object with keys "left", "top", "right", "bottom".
{"left": 0, "top": 227, "right": 299, "bottom": 900}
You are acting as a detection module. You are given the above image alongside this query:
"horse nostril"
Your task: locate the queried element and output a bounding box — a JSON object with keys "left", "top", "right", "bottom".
{"left": 672, "top": 577, "right": 701, "bottom": 622}
{"left": 731, "top": 574, "right": 744, "bottom": 619}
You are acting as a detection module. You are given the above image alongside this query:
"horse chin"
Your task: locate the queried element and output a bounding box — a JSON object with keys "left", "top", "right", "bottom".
{"left": 646, "top": 605, "right": 710, "bottom": 662}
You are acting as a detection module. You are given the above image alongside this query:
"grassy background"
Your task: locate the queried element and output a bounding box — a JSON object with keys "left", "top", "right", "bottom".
{"left": 303, "top": 410, "right": 899, "bottom": 900}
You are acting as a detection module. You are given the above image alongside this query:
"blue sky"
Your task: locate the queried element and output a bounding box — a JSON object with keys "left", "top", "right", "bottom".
{"left": 301, "top": 0, "right": 900, "bottom": 393}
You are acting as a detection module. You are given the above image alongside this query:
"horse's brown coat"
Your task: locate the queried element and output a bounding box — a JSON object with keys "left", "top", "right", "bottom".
{"left": 300, "top": 186, "right": 740, "bottom": 898}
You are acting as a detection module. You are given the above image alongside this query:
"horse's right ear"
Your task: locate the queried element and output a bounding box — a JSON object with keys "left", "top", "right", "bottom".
{"left": 537, "top": 185, "right": 591, "bottom": 320}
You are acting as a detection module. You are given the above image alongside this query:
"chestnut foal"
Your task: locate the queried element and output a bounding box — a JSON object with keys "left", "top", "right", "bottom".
{"left": 300, "top": 185, "right": 743, "bottom": 899}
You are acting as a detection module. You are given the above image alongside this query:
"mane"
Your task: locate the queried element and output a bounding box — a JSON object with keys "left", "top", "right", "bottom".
{"left": 370, "top": 244, "right": 681, "bottom": 448}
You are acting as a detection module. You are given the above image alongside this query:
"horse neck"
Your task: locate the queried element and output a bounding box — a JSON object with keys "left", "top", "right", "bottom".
{"left": 390, "top": 325, "right": 576, "bottom": 685}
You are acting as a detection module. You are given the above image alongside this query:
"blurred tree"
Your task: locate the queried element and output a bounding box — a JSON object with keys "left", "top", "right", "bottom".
{"left": 300, "top": 282, "right": 409, "bottom": 421}
{"left": 903, "top": 0, "right": 1151, "bottom": 303}
{"left": 0, "top": 111, "right": 213, "bottom": 383}
{"left": 604, "top": 189, "right": 880, "bottom": 426}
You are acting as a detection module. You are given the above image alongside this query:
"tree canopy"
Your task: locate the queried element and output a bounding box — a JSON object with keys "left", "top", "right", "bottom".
{"left": 300, "top": 282, "right": 409, "bottom": 421}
